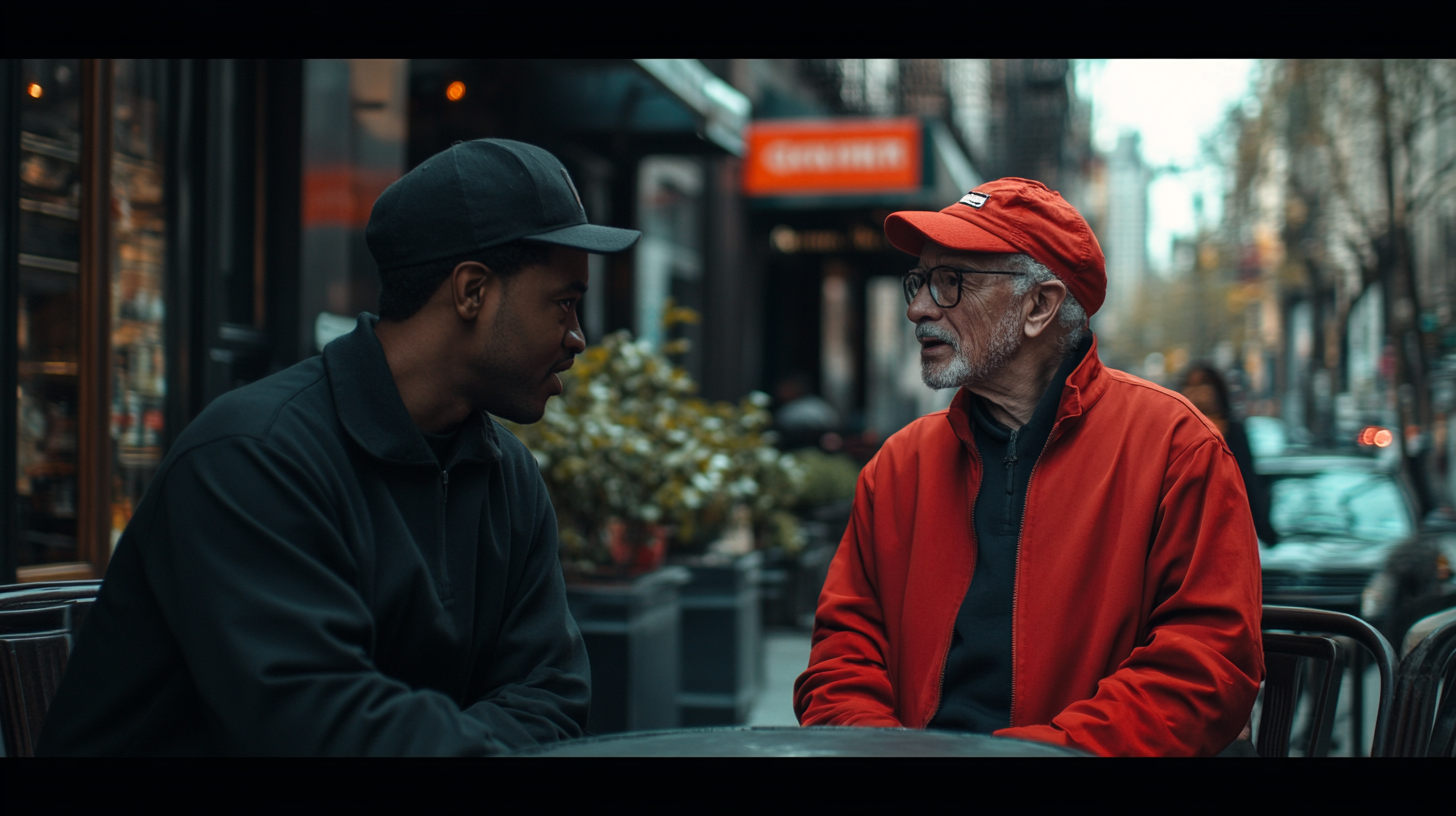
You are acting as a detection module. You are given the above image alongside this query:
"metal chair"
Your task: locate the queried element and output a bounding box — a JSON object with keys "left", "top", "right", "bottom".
{"left": 1257, "top": 605, "right": 1397, "bottom": 757}
{"left": 1400, "top": 606, "right": 1456, "bottom": 659}
{"left": 1389, "top": 611, "right": 1456, "bottom": 757}
{"left": 0, "top": 580, "right": 102, "bottom": 757}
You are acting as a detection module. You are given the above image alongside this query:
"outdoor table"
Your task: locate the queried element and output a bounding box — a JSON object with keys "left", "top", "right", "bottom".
{"left": 517, "top": 726, "right": 1091, "bottom": 757}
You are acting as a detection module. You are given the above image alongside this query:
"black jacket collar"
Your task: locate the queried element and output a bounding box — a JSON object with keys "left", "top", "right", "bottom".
{"left": 323, "top": 313, "right": 499, "bottom": 467}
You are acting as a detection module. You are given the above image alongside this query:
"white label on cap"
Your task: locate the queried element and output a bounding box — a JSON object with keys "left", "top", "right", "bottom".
{"left": 959, "top": 191, "right": 990, "bottom": 209}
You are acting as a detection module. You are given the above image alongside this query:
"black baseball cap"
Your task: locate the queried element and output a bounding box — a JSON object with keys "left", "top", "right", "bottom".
{"left": 366, "top": 139, "right": 641, "bottom": 272}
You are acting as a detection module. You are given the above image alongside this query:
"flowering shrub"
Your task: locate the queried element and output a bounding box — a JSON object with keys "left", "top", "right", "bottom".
{"left": 505, "top": 324, "right": 804, "bottom": 571}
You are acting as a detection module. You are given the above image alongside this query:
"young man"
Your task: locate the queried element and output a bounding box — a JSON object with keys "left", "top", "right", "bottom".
{"left": 40, "top": 139, "right": 639, "bottom": 756}
{"left": 794, "top": 178, "right": 1264, "bottom": 757}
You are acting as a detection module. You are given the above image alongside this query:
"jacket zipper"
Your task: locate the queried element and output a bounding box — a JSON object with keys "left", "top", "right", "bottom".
{"left": 1007, "top": 419, "right": 1062, "bottom": 728}
{"left": 439, "top": 468, "right": 450, "bottom": 591}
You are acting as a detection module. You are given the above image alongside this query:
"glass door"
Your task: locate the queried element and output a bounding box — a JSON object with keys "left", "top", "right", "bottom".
{"left": 14, "top": 59, "right": 84, "bottom": 576}
{"left": 10, "top": 59, "right": 172, "bottom": 581}
{"left": 107, "top": 60, "right": 168, "bottom": 551}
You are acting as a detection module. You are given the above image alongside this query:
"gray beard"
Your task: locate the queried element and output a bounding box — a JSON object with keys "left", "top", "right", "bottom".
{"left": 918, "top": 307, "right": 1023, "bottom": 390}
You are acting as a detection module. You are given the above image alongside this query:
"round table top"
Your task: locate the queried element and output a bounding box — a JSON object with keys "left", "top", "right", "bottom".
{"left": 517, "top": 726, "right": 1091, "bottom": 757}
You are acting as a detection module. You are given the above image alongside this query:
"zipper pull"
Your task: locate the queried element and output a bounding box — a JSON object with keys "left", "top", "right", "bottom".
{"left": 1004, "top": 428, "right": 1019, "bottom": 493}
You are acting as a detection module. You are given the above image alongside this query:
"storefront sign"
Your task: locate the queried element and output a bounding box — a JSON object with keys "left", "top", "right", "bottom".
{"left": 742, "top": 117, "right": 922, "bottom": 197}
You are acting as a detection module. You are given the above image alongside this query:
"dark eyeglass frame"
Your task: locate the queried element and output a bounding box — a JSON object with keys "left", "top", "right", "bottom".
{"left": 902, "top": 266, "right": 1022, "bottom": 308}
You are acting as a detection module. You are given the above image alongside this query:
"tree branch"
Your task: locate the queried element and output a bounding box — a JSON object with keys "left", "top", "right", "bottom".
{"left": 1408, "top": 153, "right": 1456, "bottom": 215}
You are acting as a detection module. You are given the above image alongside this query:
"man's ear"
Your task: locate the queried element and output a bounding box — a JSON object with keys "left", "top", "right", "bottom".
{"left": 1022, "top": 278, "right": 1069, "bottom": 339}
{"left": 450, "top": 261, "right": 503, "bottom": 323}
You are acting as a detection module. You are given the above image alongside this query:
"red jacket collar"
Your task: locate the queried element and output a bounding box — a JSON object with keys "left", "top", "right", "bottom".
{"left": 947, "top": 333, "right": 1109, "bottom": 450}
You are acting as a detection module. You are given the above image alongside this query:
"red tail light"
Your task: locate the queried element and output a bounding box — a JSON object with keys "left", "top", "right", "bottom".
{"left": 1358, "top": 426, "right": 1393, "bottom": 448}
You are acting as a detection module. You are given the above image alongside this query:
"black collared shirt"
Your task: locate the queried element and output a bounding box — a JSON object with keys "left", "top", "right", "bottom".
{"left": 40, "top": 314, "right": 589, "bottom": 756}
{"left": 928, "top": 335, "right": 1091, "bottom": 734}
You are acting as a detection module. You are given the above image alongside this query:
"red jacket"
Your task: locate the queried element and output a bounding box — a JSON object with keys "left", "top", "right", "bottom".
{"left": 794, "top": 337, "right": 1264, "bottom": 756}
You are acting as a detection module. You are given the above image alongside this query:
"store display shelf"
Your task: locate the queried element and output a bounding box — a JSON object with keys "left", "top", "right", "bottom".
{"left": 20, "top": 130, "right": 80, "bottom": 163}
{"left": 22, "top": 462, "right": 77, "bottom": 477}
{"left": 20, "top": 531, "right": 78, "bottom": 551}
{"left": 20, "top": 196, "right": 80, "bottom": 221}
{"left": 118, "top": 446, "right": 163, "bottom": 467}
{"left": 18, "top": 361, "right": 79, "bottom": 377}
{"left": 18, "top": 253, "right": 79, "bottom": 274}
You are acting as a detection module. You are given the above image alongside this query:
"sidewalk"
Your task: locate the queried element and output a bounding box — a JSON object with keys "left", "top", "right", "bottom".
{"left": 747, "top": 628, "right": 812, "bottom": 726}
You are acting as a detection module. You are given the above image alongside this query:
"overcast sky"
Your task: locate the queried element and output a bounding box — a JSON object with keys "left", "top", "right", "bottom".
{"left": 1076, "top": 59, "right": 1257, "bottom": 274}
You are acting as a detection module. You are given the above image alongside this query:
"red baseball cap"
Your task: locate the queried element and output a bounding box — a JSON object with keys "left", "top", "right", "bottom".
{"left": 884, "top": 177, "right": 1107, "bottom": 316}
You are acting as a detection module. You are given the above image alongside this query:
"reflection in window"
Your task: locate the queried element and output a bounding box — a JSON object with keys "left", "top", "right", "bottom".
{"left": 108, "top": 59, "right": 169, "bottom": 549}
{"left": 635, "top": 156, "right": 704, "bottom": 382}
{"left": 15, "top": 59, "right": 83, "bottom": 569}
{"left": 300, "top": 59, "right": 406, "bottom": 355}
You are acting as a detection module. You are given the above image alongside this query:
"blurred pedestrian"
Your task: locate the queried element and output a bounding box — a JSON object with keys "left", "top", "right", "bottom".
{"left": 1180, "top": 363, "right": 1279, "bottom": 545}
{"left": 40, "top": 139, "right": 640, "bottom": 755}
{"left": 796, "top": 178, "right": 1263, "bottom": 757}
{"left": 1366, "top": 535, "right": 1456, "bottom": 646}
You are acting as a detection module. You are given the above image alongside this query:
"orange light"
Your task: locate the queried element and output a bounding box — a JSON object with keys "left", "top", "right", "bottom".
{"left": 27, "top": 83, "right": 42, "bottom": 99}
{"left": 1358, "top": 427, "right": 1376, "bottom": 445}
{"left": 446, "top": 81, "right": 466, "bottom": 102}
{"left": 1373, "top": 429, "right": 1394, "bottom": 448}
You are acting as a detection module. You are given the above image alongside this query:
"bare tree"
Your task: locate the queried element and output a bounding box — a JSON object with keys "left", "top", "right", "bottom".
{"left": 1229, "top": 59, "right": 1456, "bottom": 508}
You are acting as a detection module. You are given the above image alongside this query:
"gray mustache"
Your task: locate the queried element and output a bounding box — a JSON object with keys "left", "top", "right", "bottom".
{"left": 915, "top": 323, "right": 958, "bottom": 349}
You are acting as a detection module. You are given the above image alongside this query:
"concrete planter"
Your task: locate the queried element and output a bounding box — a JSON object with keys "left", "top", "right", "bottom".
{"left": 675, "top": 551, "right": 763, "bottom": 726}
{"left": 760, "top": 538, "right": 837, "bottom": 629}
{"left": 565, "top": 565, "right": 690, "bottom": 735}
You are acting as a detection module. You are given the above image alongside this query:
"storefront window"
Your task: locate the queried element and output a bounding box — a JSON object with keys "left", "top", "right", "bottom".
{"left": 636, "top": 156, "right": 704, "bottom": 376}
{"left": 108, "top": 59, "right": 168, "bottom": 549}
{"left": 15, "top": 59, "right": 84, "bottom": 571}
{"left": 300, "top": 59, "right": 406, "bottom": 356}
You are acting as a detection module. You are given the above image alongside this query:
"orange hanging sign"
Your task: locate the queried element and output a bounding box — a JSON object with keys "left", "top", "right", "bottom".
{"left": 742, "top": 117, "right": 922, "bottom": 197}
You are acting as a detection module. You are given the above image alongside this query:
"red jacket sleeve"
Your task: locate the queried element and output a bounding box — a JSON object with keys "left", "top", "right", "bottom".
{"left": 794, "top": 460, "right": 903, "bottom": 727}
{"left": 996, "top": 438, "right": 1265, "bottom": 756}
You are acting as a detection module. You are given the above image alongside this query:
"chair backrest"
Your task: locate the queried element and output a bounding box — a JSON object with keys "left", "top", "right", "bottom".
{"left": 1257, "top": 631, "right": 1344, "bottom": 757}
{"left": 1259, "top": 605, "right": 1398, "bottom": 757}
{"left": 0, "top": 581, "right": 102, "bottom": 757}
{"left": 1390, "top": 615, "right": 1456, "bottom": 757}
{"left": 1401, "top": 607, "right": 1456, "bottom": 658}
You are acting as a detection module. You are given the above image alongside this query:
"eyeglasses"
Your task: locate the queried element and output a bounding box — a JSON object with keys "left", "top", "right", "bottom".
{"left": 902, "top": 266, "right": 1021, "bottom": 308}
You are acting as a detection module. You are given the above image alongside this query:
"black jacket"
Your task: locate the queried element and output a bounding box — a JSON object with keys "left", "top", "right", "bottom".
{"left": 39, "top": 315, "right": 590, "bottom": 755}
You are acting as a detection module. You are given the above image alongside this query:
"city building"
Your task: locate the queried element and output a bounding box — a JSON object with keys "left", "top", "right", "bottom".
{"left": 3, "top": 58, "right": 1095, "bottom": 582}
{"left": 1100, "top": 132, "right": 1151, "bottom": 351}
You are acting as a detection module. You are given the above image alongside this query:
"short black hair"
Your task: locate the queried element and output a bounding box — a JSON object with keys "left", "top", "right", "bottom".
{"left": 377, "top": 240, "right": 556, "bottom": 321}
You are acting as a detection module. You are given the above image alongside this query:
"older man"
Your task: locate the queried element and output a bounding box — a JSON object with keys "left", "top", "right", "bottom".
{"left": 794, "top": 178, "right": 1264, "bottom": 757}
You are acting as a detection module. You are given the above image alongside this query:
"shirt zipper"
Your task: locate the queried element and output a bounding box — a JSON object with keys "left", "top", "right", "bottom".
{"left": 931, "top": 436, "right": 981, "bottom": 727}
{"left": 1007, "top": 418, "right": 1062, "bottom": 728}
{"left": 1004, "top": 427, "right": 1020, "bottom": 524}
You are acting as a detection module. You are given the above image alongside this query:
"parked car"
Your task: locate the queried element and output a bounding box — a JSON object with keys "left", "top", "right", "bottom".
{"left": 1245, "top": 416, "right": 1295, "bottom": 460}
{"left": 1257, "top": 453, "right": 1419, "bottom": 615}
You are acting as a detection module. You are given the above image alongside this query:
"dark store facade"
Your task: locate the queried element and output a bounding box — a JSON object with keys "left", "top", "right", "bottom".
{"left": 2, "top": 58, "right": 753, "bottom": 584}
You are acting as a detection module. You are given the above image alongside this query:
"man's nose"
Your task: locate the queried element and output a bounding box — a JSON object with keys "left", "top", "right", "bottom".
{"left": 905, "top": 285, "right": 943, "bottom": 324}
{"left": 564, "top": 326, "right": 586, "bottom": 354}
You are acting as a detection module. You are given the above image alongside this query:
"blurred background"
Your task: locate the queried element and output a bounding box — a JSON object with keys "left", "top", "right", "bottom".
{"left": 4, "top": 59, "right": 1453, "bottom": 749}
